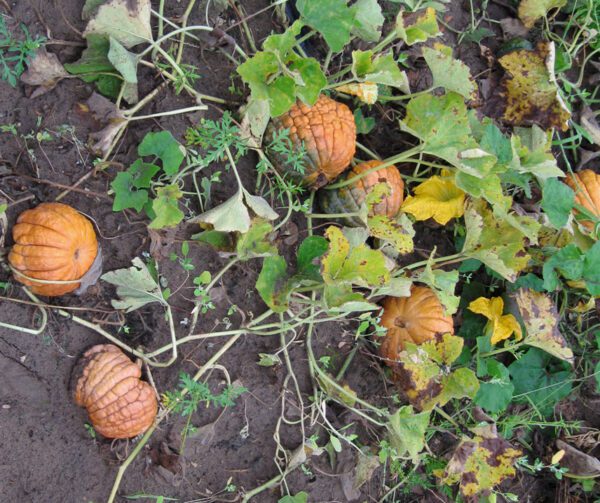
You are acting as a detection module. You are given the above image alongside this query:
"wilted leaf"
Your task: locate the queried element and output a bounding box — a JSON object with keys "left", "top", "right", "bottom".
{"left": 395, "top": 7, "right": 440, "bottom": 45}
{"left": 107, "top": 37, "right": 138, "bottom": 103}
{"left": 84, "top": 0, "right": 153, "bottom": 48}
{"left": 387, "top": 405, "right": 431, "bottom": 463}
{"left": 439, "top": 424, "right": 522, "bottom": 497}
{"left": 514, "top": 288, "right": 573, "bottom": 363}
{"left": 402, "top": 175, "right": 466, "bottom": 225}
{"left": 518, "top": 0, "right": 567, "bottom": 29}
{"left": 555, "top": 440, "right": 600, "bottom": 479}
{"left": 239, "top": 98, "right": 270, "bottom": 148}
{"left": 190, "top": 190, "right": 251, "bottom": 233}
{"left": 499, "top": 41, "right": 570, "bottom": 131}
{"left": 468, "top": 296, "right": 522, "bottom": 345}
{"left": 335, "top": 82, "right": 378, "bottom": 104}
{"left": 102, "top": 257, "right": 165, "bottom": 311}
{"left": 340, "top": 450, "right": 380, "bottom": 501}
{"left": 395, "top": 334, "right": 479, "bottom": 410}
{"left": 422, "top": 44, "right": 476, "bottom": 100}
{"left": 236, "top": 220, "right": 276, "bottom": 260}
{"left": 462, "top": 200, "right": 531, "bottom": 282}
{"left": 83, "top": 92, "right": 128, "bottom": 158}
{"left": 256, "top": 255, "right": 289, "bottom": 312}
{"left": 20, "top": 47, "right": 68, "bottom": 98}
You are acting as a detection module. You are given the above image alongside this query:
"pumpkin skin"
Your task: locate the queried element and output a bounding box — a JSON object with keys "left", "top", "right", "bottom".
{"left": 74, "top": 344, "right": 158, "bottom": 439}
{"left": 378, "top": 286, "right": 454, "bottom": 369}
{"left": 8, "top": 202, "right": 98, "bottom": 296}
{"left": 565, "top": 169, "right": 600, "bottom": 230}
{"left": 318, "top": 160, "right": 404, "bottom": 227}
{"left": 265, "top": 95, "right": 356, "bottom": 188}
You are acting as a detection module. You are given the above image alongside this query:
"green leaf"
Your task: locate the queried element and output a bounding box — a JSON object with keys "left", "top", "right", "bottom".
{"left": 352, "top": 50, "right": 410, "bottom": 93}
{"left": 138, "top": 130, "right": 185, "bottom": 176}
{"left": 542, "top": 244, "right": 583, "bottom": 291}
{"left": 509, "top": 347, "right": 572, "bottom": 416}
{"left": 354, "top": 109, "right": 375, "bottom": 134}
{"left": 236, "top": 220, "right": 276, "bottom": 260}
{"left": 474, "top": 360, "right": 514, "bottom": 414}
{"left": 512, "top": 126, "right": 563, "bottom": 179}
{"left": 387, "top": 405, "right": 431, "bottom": 463}
{"left": 258, "top": 353, "right": 282, "bottom": 367}
{"left": 296, "top": 0, "right": 355, "bottom": 52}
{"left": 102, "top": 257, "right": 165, "bottom": 311}
{"left": 395, "top": 7, "right": 440, "bottom": 45}
{"left": 278, "top": 493, "right": 308, "bottom": 503}
{"left": 289, "top": 57, "right": 327, "bottom": 106}
{"left": 129, "top": 159, "right": 160, "bottom": 188}
{"left": 351, "top": 0, "right": 384, "bottom": 42}
{"left": 107, "top": 36, "right": 138, "bottom": 103}
{"left": 256, "top": 255, "right": 290, "bottom": 313}
{"left": 237, "top": 51, "right": 279, "bottom": 101}
{"left": 296, "top": 235, "right": 329, "bottom": 280}
{"left": 417, "top": 250, "right": 460, "bottom": 314}
{"left": 541, "top": 177, "right": 575, "bottom": 228}
{"left": 263, "top": 20, "right": 304, "bottom": 57}
{"left": 583, "top": 240, "right": 600, "bottom": 295}
{"left": 191, "top": 230, "right": 235, "bottom": 252}
{"left": 267, "top": 75, "right": 297, "bottom": 117}
{"left": 321, "top": 226, "right": 390, "bottom": 288}
{"left": 462, "top": 200, "right": 530, "bottom": 282}
{"left": 149, "top": 184, "right": 184, "bottom": 229}
{"left": 422, "top": 44, "right": 475, "bottom": 100}
{"left": 111, "top": 171, "right": 148, "bottom": 212}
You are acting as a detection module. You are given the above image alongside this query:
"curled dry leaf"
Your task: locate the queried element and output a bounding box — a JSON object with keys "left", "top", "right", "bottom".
{"left": 80, "top": 92, "right": 128, "bottom": 158}
{"left": 555, "top": 439, "right": 600, "bottom": 479}
{"left": 335, "top": 82, "right": 378, "bottom": 104}
{"left": 514, "top": 288, "right": 574, "bottom": 364}
{"left": 20, "top": 47, "right": 68, "bottom": 98}
{"left": 499, "top": 41, "right": 571, "bottom": 131}
{"left": 438, "top": 423, "right": 522, "bottom": 498}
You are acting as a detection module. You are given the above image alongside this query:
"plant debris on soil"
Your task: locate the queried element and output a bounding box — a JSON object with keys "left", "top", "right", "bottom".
{"left": 1, "top": 0, "right": 600, "bottom": 502}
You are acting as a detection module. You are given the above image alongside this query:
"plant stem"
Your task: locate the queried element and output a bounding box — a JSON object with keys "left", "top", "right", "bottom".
{"left": 355, "top": 141, "right": 381, "bottom": 160}
{"left": 306, "top": 212, "right": 360, "bottom": 219}
{"left": 127, "top": 105, "right": 208, "bottom": 121}
{"left": 480, "top": 341, "right": 525, "bottom": 358}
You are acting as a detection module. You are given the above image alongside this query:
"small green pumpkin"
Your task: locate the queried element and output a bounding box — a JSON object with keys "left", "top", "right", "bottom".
{"left": 318, "top": 160, "right": 404, "bottom": 227}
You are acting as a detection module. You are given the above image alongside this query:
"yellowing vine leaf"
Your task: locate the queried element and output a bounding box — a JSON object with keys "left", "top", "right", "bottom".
{"left": 499, "top": 41, "right": 570, "bottom": 131}
{"left": 514, "top": 288, "right": 574, "bottom": 364}
{"left": 422, "top": 44, "right": 476, "bottom": 100}
{"left": 462, "top": 200, "right": 531, "bottom": 282}
{"left": 386, "top": 405, "right": 431, "bottom": 464}
{"left": 335, "top": 82, "right": 378, "bottom": 104}
{"left": 402, "top": 175, "right": 465, "bottom": 225}
{"left": 438, "top": 424, "right": 522, "bottom": 497}
{"left": 394, "top": 334, "right": 479, "bottom": 411}
{"left": 518, "top": 0, "right": 567, "bottom": 28}
{"left": 395, "top": 7, "right": 440, "bottom": 45}
{"left": 468, "top": 296, "right": 522, "bottom": 345}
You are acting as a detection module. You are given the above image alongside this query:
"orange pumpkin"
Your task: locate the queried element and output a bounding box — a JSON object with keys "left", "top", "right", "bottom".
{"left": 8, "top": 202, "right": 98, "bottom": 296}
{"left": 265, "top": 95, "right": 356, "bottom": 188}
{"left": 318, "top": 160, "right": 404, "bottom": 226}
{"left": 74, "top": 344, "right": 157, "bottom": 439}
{"left": 565, "top": 169, "right": 600, "bottom": 230}
{"left": 379, "top": 286, "right": 454, "bottom": 368}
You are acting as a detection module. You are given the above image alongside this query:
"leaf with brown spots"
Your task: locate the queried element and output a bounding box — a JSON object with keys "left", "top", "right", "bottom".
{"left": 514, "top": 288, "right": 574, "bottom": 364}
{"left": 438, "top": 423, "right": 522, "bottom": 497}
{"left": 499, "top": 41, "right": 570, "bottom": 131}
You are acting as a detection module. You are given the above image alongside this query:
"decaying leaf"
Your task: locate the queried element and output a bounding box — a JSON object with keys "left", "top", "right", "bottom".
{"left": 499, "top": 41, "right": 570, "bottom": 131}
{"left": 84, "top": 0, "right": 153, "bottom": 48}
{"left": 239, "top": 98, "right": 270, "bottom": 148}
{"left": 555, "top": 439, "right": 600, "bottom": 479}
{"left": 394, "top": 334, "right": 479, "bottom": 410}
{"left": 81, "top": 92, "right": 128, "bottom": 158}
{"left": 386, "top": 405, "right": 431, "bottom": 463}
{"left": 438, "top": 423, "right": 522, "bottom": 497}
{"left": 580, "top": 105, "right": 600, "bottom": 146}
{"left": 20, "top": 47, "right": 68, "bottom": 98}
{"left": 335, "top": 82, "right": 378, "bottom": 104}
{"left": 340, "top": 450, "right": 380, "bottom": 501}
{"left": 101, "top": 257, "right": 165, "bottom": 311}
{"left": 469, "top": 296, "right": 522, "bottom": 345}
{"left": 462, "top": 200, "right": 531, "bottom": 282}
{"left": 402, "top": 175, "right": 466, "bottom": 225}
{"left": 514, "top": 288, "right": 574, "bottom": 364}
{"left": 518, "top": 0, "right": 567, "bottom": 29}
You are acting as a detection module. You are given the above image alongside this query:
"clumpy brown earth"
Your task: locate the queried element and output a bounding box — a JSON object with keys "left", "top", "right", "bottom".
{"left": 0, "top": 1, "right": 596, "bottom": 502}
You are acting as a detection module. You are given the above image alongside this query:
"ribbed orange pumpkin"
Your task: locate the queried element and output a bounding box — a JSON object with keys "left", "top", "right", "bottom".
{"left": 565, "top": 169, "right": 600, "bottom": 230}
{"left": 318, "top": 160, "right": 404, "bottom": 226}
{"left": 8, "top": 202, "right": 98, "bottom": 296}
{"left": 265, "top": 95, "right": 356, "bottom": 188}
{"left": 74, "top": 344, "right": 158, "bottom": 439}
{"left": 379, "top": 286, "right": 454, "bottom": 368}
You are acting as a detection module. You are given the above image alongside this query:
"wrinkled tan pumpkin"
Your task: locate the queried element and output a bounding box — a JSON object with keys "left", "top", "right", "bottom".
{"left": 318, "top": 160, "right": 404, "bottom": 226}
{"left": 74, "top": 344, "right": 157, "bottom": 439}
{"left": 265, "top": 95, "right": 356, "bottom": 188}
{"left": 8, "top": 202, "right": 98, "bottom": 296}
{"left": 379, "top": 286, "right": 454, "bottom": 367}
{"left": 565, "top": 169, "right": 600, "bottom": 230}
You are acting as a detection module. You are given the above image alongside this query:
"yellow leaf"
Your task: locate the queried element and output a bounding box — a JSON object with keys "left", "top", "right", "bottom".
{"left": 468, "top": 296, "right": 523, "bottom": 345}
{"left": 402, "top": 175, "right": 465, "bottom": 225}
{"left": 551, "top": 449, "right": 565, "bottom": 465}
{"left": 518, "top": 0, "right": 567, "bottom": 29}
{"left": 335, "top": 82, "right": 378, "bottom": 104}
